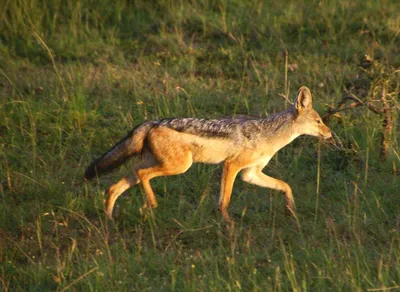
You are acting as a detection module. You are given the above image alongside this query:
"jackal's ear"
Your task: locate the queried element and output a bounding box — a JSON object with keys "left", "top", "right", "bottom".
{"left": 295, "top": 86, "right": 313, "bottom": 112}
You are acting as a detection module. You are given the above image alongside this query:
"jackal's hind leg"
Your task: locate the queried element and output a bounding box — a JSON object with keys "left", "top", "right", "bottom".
{"left": 137, "top": 162, "right": 192, "bottom": 210}
{"left": 105, "top": 174, "right": 140, "bottom": 219}
{"left": 105, "top": 150, "right": 159, "bottom": 219}
{"left": 136, "top": 130, "right": 193, "bottom": 211}
{"left": 241, "top": 167, "right": 295, "bottom": 214}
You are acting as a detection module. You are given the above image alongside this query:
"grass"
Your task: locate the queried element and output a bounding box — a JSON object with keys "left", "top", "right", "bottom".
{"left": 1, "top": 0, "right": 400, "bottom": 290}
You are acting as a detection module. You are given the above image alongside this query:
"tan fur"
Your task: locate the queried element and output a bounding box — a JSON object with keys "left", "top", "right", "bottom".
{"left": 87, "top": 86, "right": 332, "bottom": 223}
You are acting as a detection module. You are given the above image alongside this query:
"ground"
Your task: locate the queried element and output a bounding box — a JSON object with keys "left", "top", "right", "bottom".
{"left": 1, "top": 0, "right": 399, "bottom": 290}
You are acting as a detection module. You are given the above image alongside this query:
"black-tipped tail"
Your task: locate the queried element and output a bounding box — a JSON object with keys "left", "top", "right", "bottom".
{"left": 84, "top": 123, "right": 153, "bottom": 180}
{"left": 84, "top": 133, "right": 134, "bottom": 180}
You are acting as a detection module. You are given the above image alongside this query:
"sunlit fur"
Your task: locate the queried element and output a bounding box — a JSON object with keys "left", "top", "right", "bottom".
{"left": 85, "top": 86, "right": 332, "bottom": 223}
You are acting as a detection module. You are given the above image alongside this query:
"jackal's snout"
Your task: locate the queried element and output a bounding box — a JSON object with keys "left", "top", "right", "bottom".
{"left": 320, "top": 122, "right": 332, "bottom": 139}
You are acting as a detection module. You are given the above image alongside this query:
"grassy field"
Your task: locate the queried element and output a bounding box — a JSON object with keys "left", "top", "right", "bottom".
{"left": 1, "top": 0, "right": 400, "bottom": 290}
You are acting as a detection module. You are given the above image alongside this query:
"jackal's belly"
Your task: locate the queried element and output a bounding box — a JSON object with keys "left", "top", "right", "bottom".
{"left": 189, "top": 137, "right": 237, "bottom": 164}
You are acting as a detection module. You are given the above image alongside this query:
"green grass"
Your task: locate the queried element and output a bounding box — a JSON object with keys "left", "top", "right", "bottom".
{"left": 1, "top": 0, "right": 400, "bottom": 290}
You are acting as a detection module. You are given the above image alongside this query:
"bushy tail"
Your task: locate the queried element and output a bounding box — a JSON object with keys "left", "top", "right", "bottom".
{"left": 84, "top": 122, "right": 154, "bottom": 180}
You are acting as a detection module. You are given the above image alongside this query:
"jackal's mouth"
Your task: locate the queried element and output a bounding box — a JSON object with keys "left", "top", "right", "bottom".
{"left": 319, "top": 132, "right": 332, "bottom": 139}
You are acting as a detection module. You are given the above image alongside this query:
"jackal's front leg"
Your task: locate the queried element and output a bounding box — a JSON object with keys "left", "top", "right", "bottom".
{"left": 241, "top": 167, "right": 295, "bottom": 214}
{"left": 218, "top": 161, "right": 241, "bottom": 223}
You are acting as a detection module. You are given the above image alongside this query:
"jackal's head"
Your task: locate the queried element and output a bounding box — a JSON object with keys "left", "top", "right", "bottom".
{"left": 294, "top": 86, "right": 332, "bottom": 139}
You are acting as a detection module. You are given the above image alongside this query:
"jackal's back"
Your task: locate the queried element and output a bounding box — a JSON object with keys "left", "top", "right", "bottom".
{"left": 157, "top": 110, "right": 295, "bottom": 141}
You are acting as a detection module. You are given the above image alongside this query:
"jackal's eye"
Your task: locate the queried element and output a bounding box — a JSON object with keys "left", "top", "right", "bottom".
{"left": 316, "top": 119, "right": 321, "bottom": 124}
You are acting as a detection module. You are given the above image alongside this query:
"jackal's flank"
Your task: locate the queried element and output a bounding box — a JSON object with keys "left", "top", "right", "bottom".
{"left": 85, "top": 86, "right": 332, "bottom": 222}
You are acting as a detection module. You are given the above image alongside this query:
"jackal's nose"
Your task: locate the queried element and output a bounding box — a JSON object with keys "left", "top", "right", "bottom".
{"left": 324, "top": 130, "right": 332, "bottom": 139}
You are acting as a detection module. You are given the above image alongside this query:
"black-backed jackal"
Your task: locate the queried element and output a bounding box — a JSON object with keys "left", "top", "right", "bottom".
{"left": 85, "top": 86, "right": 332, "bottom": 222}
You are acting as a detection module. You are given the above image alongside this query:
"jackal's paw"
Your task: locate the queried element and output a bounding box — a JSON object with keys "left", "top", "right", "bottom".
{"left": 224, "top": 216, "right": 235, "bottom": 225}
{"left": 139, "top": 203, "right": 157, "bottom": 220}
{"left": 219, "top": 209, "right": 235, "bottom": 225}
{"left": 285, "top": 205, "right": 296, "bottom": 217}
{"left": 139, "top": 204, "right": 146, "bottom": 216}
{"left": 104, "top": 209, "right": 114, "bottom": 221}
{"left": 226, "top": 220, "right": 236, "bottom": 234}
{"left": 139, "top": 202, "right": 158, "bottom": 212}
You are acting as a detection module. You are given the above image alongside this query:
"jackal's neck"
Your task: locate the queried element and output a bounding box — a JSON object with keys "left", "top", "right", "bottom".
{"left": 260, "top": 108, "right": 296, "bottom": 134}
{"left": 260, "top": 108, "right": 299, "bottom": 150}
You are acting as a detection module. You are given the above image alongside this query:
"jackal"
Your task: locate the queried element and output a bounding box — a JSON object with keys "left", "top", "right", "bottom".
{"left": 84, "top": 86, "right": 332, "bottom": 222}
